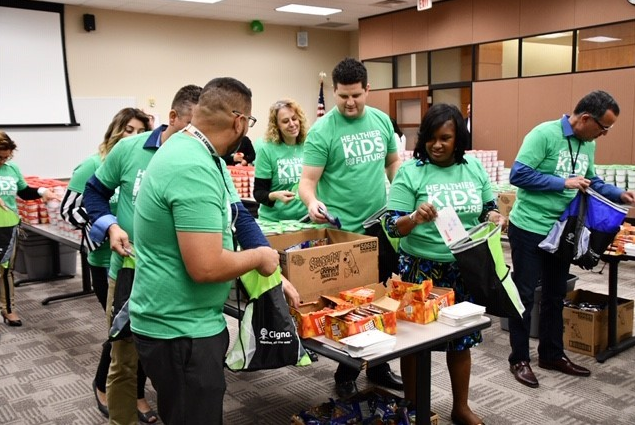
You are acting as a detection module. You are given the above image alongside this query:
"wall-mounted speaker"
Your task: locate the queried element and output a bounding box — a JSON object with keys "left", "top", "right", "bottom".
{"left": 296, "top": 31, "right": 308, "bottom": 48}
{"left": 83, "top": 14, "right": 96, "bottom": 32}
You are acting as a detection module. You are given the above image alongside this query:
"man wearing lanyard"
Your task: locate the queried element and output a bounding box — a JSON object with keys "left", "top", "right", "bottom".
{"left": 128, "top": 77, "right": 280, "bottom": 424}
{"left": 506, "top": 90, "right": 635, "bottom": 389}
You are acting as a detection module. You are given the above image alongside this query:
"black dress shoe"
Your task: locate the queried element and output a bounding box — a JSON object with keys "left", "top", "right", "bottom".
{"left": 510, "top": 361, "right": 539, "bottom": 388}
{"left": 538, "top": 355, "right": 590, "bottom": 377}
{"left": 366, "top": 370, "right": 404, "bottom": 391}
{"left": 335, "top": 380, "right": 358, "bottom": 399}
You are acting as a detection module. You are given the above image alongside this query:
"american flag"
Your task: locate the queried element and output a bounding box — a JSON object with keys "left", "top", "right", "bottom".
{"left": 317, "top": 79, "right": 325, "bottom": 118}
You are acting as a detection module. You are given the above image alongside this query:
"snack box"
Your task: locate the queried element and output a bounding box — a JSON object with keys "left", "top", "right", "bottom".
{"left": 389, "top": 277, "right": 433, "bottom": 302}
{"left": 395, "top": 285, "right": 456, "bottom": 324}
{"left": 324, "top": 284, "right": 400, "bottom": 341}
{"left": 291, "top": 295, "right": 354, "bottom": 338}
{"left": 339, "top": 286, "right": 376, "bottom": 306}
{"left": 267, "top": 228, "right": 379, "bottom": 303}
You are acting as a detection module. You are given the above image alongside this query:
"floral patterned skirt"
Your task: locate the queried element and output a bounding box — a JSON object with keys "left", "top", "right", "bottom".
{"left": 398, "top": 249, "right": 483, "bottom": 351}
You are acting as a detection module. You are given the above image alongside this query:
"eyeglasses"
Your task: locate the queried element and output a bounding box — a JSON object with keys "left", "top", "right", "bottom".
{"left": 591, "top": 115, "right": 613, "bottom": 132}
{"left": 232, "top": 110, "right": 257, "bottom": 128}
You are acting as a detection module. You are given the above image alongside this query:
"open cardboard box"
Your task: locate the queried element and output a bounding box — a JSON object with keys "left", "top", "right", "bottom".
{"left": 290, "top": 295, "right": 353, "bottom": 339}
{"left": 563, "top": 289, "right": 634, "bottom": 357}
{"left": 267, "top": 228, "right": 379, "bottom": 303}
{"left": 268, "top": 228, "right": 380, "bottom": 338}
{"left": 324, "top": 283, "right": 400, "bottom": 341}
{"left": 388, "top": 277, "right": 456, "bottom": 324}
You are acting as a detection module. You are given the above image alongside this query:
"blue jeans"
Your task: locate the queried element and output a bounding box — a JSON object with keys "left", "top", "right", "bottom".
{"left": 507, "top": 222, "right": 571, "bottom": 365}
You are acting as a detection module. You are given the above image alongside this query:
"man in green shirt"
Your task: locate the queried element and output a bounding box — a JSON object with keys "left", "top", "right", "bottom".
{"left": 507, "top": 90, "right": 635, "bottom": 389}
{"left": 130, "top": 77, "right": 279, "bottom": 424}
{"left": 299, "top": 57, "right": 402, "bottom": 398}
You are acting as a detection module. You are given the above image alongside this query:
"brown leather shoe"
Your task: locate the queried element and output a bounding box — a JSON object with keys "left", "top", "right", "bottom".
{"left": 510, "top": 361, "right": 539, "bottom": 388}
{"left": 538, "top": 355, "right": 590, "bottom": 377}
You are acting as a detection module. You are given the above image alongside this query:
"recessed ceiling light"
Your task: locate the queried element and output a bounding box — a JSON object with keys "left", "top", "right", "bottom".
{"left": 582, "top": 36, "right": 622, "bottom": 43}
{"left": 275, "top": 4, "right": 342, "bottom": 16}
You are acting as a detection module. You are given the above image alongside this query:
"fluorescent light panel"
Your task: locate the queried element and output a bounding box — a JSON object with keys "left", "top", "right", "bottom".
{"left": 536, "top": 32, "right": 570, "bottom": 39}
{"left": 276, "top": 4, "right": 341, "bottom": 16}
{"left": 582, "top": 36, "right": 622, "bottom": 43}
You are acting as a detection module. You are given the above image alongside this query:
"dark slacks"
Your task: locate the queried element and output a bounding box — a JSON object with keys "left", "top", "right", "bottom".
{"left": 507, "top": 222, "right": 571, "bottom": 365}
{"left": 134, "top": 329, "right": 229, "bottom": 425}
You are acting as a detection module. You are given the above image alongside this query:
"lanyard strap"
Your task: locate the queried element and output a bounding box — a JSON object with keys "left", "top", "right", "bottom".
{"left": 566, "top": 136, "right": 581, "bottom": 175}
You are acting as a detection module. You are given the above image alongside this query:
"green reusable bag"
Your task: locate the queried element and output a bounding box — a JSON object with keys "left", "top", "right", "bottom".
{"left": 449, "top": 222, "right": 525, "bottom": 318}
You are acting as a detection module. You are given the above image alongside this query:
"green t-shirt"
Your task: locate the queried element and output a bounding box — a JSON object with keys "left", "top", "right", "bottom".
{"left": 387, "top": 156, "right": 494, "bottom": 262}
{"left": 95, "top": 133, "right": 159, "bottom": 279}
{"left": 254, "top": 140, "right": 306, "bottom": 221}
{"left": 0, "top": 162, "right": 27, "bottom": 213}
{"left": 510, "top": 119, "right": 596, "bottom": 235}
{"left": 303, "top": 106, "right": 397, "bottom": 234}
{"left": 129, "top": 132, "right": 233, "bottom": 339}
{"left": 67, "top": 154, "right": 118, "bottom": 268}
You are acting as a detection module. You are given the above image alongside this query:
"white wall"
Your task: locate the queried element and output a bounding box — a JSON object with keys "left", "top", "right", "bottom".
{"left": 8, "top": 6, "right": 356, "bottom": 178}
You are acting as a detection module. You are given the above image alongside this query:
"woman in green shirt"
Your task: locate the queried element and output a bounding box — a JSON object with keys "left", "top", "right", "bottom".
{"left": 384, "top": 104, "right": 505, "bottom": 425}
{"left": 253, "top": 98, "right": 309, "bottom": 222}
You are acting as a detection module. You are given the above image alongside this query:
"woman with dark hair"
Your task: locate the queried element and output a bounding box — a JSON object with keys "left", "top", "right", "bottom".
{"left": 383, "top": 103, "right": 505, "bottom": 425}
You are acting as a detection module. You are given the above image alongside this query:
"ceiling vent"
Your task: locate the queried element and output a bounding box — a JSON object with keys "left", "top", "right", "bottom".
{"left": 373, "top": 0, "right": 410, "bottom": 8}
{"left": 315, "top": 21, "right": 348, "bottom": 28}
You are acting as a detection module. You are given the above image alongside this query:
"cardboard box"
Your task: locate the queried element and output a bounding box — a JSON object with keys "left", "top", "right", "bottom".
{"left": 563, "top": 289, "right": 634, "bottom": 357}
{"left": 396, "top": 286, "right": 456, "bottom": 324}
{"left": 267, "top": 228, "right": 379, "bottom": 303}
{"left": 324, "top": 284, "right": 400, "bottom": 341}
{"left": 290, "top": 296, "right": 353, "bottom": 338}
{"left": 339, "top": 286, "right": 377, "bottom": 306}
{"left": 497, "top": 191, "right": 516, "bottom": 218}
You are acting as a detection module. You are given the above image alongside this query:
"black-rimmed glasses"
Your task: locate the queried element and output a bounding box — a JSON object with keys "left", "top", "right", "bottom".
{"left": 232, "top": 110, "right": 257, "bottom": 128}
{"left": 591, "top": 115, "right": 613, "bottom": 132}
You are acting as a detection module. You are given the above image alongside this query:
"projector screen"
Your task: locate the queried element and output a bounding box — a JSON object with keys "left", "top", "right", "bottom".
{"left": 0, "top": 0, "right": 77, "bottom": 127}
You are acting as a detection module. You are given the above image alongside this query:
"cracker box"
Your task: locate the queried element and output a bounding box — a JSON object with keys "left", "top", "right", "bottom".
{"left": 563, "top": 289, "right": 634, "bottom": 357}
{"left": 339, "top": 286, "right": 376, "bottom": 306}
{"left": 324, "top": 284, "right": 400, "bottom": 341}
{"left": 291, "top": 296, "right": 354, "bottom": 338}
{"left": 267, "top": 228, "right": 379, "bottom": 303}
{"left": 395, "top": 286, "right": 456, "bottom": 324}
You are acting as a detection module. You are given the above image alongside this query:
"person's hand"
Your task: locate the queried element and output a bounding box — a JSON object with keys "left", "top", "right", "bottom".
{"left": 108, "top": 224, "right": 132, "bottom": 256}
{"left": 233, "top": 152, "right": 244, "bottom": 163}
{"left": 487, "top": 210, "right": 508, "bottom": 232}
{"left": 272, "top": 190, "right": 296, "bottom": 204}
{"left": 620, "top": 190, "right": 635, "bottom": 205}
{"left": 281, "top": 275, "right": 301, "bottom": 308}
{"left": 308, "top": 200, "right": 328, "bottom": 224}
{"left": 564, "top": 176, "right": 591, "bottom": 191}
{"left": 41, "top": 188, "right": 62, "bottom": 202}
{"left": 255, "top": 246, "right": 280, "bottom": 277}
{"left": 411, "top": 202, "right": 438, "bottom": 224}
{"left": 0, "top": 199, "right": 8, "bottom": 211}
